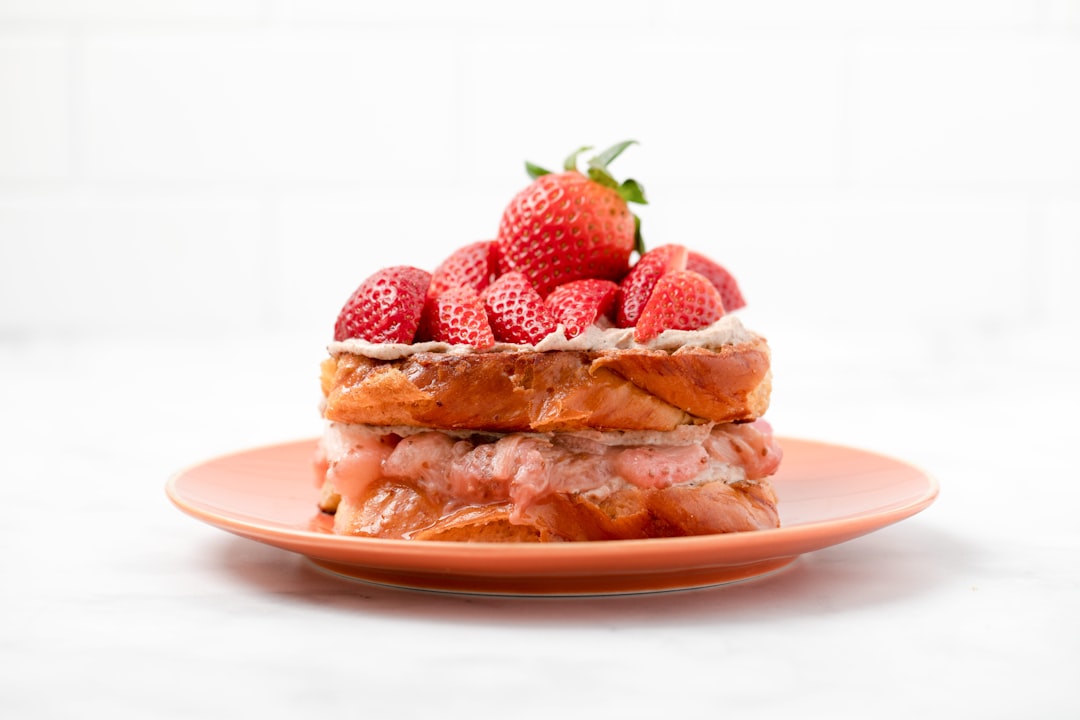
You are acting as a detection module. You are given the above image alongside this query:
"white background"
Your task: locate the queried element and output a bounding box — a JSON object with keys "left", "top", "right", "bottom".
{"left": 2, "top": 2, "right": 1079, "bottom": 719}
{"left": 2, "top": 0, "right": 1078, "bottom": 345}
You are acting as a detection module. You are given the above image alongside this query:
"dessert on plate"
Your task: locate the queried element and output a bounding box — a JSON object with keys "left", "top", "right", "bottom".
{"left": 315, "top": 141, "right": 782, "bottom": 542}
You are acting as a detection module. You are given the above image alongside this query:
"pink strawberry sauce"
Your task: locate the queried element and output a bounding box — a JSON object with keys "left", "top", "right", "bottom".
{"left": 317, "top": 420, "right": 782, "bottom": 523}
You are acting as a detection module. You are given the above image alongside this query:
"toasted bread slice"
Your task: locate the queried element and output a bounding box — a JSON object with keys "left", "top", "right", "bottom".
{"left": 321, "top": 336, "right": 771, "bottom": 433}
{"left": 326, "top": 477, "right": 779, "bottom": 542}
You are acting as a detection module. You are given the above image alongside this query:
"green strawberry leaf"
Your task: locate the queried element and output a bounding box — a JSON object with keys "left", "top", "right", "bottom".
{"left": 618, "top": 178, "right": 647, "bottom": 205}
{"left": 633, "top": 215, "right": 645, "bottom": 256}
{"left": 526, "top": 161, "right": 552, "bottom": 179}
{"left": 589, "top": 140, "right": 638, "bottom": 171}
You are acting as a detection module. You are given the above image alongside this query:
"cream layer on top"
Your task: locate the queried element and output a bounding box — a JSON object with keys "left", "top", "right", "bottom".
{"left": 328, "top": 314, "right": 757, "bottom": 361}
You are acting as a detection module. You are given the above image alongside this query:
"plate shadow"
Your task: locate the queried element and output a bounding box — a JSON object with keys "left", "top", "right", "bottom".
{"left": 210, "top": 519, "right": 971, "bottom": 625}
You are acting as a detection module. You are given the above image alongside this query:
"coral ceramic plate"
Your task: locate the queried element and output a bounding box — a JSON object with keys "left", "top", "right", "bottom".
{"left": 167, "top": 438, "right": 937, "bottom": 595}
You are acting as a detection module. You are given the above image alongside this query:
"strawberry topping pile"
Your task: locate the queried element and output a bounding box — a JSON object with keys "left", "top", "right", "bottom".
{"left": 332, "top": 141, "right": 747, "bottom": 348}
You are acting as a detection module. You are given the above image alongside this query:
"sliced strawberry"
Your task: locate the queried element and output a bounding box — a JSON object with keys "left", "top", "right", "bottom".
{"left": 686, "top": 251, "right": 746, "bottom": 312}
{"left": 544, "top": 278, "right": 618, "bottom": 338}
{"left": 415, "top": 294, "right": 439, "bottom": 343}
{"left": 482, "top": 271, "right": 558, "bottom": 345}
{"left": 333, "top": 266, "right": 431, "bottom": 343}
{"left": 429, "top": 240, "right": 499, "bottom": 297}
{"left": 426, "top": 285, "right": 496, "bottom": 349}
{"left": 615, "top": 244, "right": 689, "bottom": 327}
{"left": 634, "top": 269, "right": 725, "bottom": 343}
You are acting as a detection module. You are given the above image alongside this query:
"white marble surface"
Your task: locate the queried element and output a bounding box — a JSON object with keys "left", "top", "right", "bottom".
{"left": 2, "top": 325, "right": 1078, "bottom": 719}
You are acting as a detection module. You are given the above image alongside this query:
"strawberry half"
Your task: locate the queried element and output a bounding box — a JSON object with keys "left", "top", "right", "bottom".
{"left": 634, "top": 269, "right": 725, "bottom": 344}
{"left": 429, "top": 240, "right": 499, "bottom": 298}
{"left": 686, "top": 251, "right": 746, "bottom": 312}
{"left": 545, "top": 278, "right": 618, "bottom": 338}
{"left": 615, "top": 243, "right": 689, "bottom": 327}
{"left": 497, "top": 141, "right": 647, "bottom": 297}
{"left": 333, "top": 266, "right": 431, "bottom": 343}
{"left": 482, "top": 271, "right": 558, "bottom": 345}
{"left": 426, "top": 285, "right": 495, "bottom": 349}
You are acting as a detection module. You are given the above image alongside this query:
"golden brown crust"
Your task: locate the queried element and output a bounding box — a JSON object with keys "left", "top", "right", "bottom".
{"left": 592, "top": 344, "right": 772, "bottom": 424}
{"left": 321, "top": 337, "right": 771, "bottom": 432}
{"left": 325, "top": 476, "right": 779, "bottom": 542}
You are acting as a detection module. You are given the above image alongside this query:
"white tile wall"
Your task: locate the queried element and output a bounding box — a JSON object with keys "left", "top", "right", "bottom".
{"left": 851, "top": 33, "right": 1080, "bottom": 186}
{"left": 1041, "top": 196, "right": 1080, "bottom": 318}
{"left": 280, "top": 0, "right": 657, "bottom": 24}
{"left": 0, "top": 32, "right": 69, "bottom": 179}
{"left": 80, "top": 27, "right": 458, "bottom": 182}
{"left": 461, "top": 34, "right": 846, "bottom": 185}
{"left": 0, "top": 1, "right": 1077, "bottom": 349}
{"left": 0, "top": 189, "right": 264, "bottom": 334}
{"left": 0, "top": 1, "right": 264, "bottom": 22}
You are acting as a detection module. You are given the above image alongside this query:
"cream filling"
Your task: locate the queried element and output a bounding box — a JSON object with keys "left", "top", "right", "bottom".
{"left": 328, "top": 314, "right": 756, "bottom": 361}
{"left": 317, "top": 420, "right": 782, "bottom": 522}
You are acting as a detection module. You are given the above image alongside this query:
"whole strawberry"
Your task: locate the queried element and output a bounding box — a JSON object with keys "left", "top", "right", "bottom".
{"left": 634, "top": 269, "right": 725, "bottom": 343}
{"left": 686, "top": 251, "right": 746, "bottom": 312}
{"left": 545, "top": 278, "right": 618, "bottom": 338}
{"left": 483, "top": 271, "right": 558, "bottom": 345}
{"left": 497, "top": 141, "right": 647, "bottom": 297}
{"left": 333, "top": 266, "right": 431, "bottom": 343}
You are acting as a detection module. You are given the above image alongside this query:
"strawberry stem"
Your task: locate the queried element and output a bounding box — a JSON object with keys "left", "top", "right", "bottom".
{"left": 563, "top": 145, "right": 594, "bottom": 172}
{"left": 585, "top": 141, "right": 648, "bottom": 207}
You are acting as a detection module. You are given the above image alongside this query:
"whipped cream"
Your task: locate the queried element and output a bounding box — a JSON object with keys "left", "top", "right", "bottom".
{"left": 328, "top": 313, "right": 756, "bottom": 360}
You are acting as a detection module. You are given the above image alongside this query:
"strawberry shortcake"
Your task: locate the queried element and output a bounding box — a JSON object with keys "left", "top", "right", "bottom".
{"left": 315, "top": 142, "right": 782, "bottom": 542}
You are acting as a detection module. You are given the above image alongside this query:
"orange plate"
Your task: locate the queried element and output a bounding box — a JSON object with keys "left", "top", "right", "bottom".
{"left": 166, "top": 438, "right": 938, "bottom": 596}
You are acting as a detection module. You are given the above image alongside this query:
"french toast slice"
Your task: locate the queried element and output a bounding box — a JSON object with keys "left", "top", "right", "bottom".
{"left": 321, "top": 336, "right": 771, "bottom": 433}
